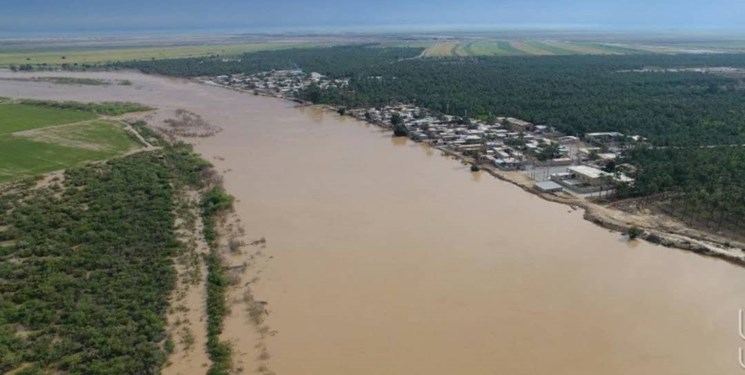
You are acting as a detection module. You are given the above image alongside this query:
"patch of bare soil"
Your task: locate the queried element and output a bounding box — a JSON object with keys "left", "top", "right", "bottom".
{"left": 14, "top": 124, "right": 111, "bottom": 152}
{"left": 163, "top": 190, "right": 211, "bottom": 375}
{"left": 122, "top": 122, "right": 155, "bottom": 149}
{"left": 6, "top": 363, "right": 34, "bottom": 375}
{"left": 610, "top": 196, "right": 745, "bottom": 243}
{"left": 160, "top": 109, "right": 223, "bottom": 139}
{"left": 0, "top": 240, "right": 16, "bottom": 248}
{"left": 32, "top": 171, "right": 66, "bottom": 191}
{"left": 583, "top": 202, "right": 745, "bottom": 264}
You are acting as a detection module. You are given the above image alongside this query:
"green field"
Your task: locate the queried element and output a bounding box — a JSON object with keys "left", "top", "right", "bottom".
{"left": 418, "top": 39, "right": 741, "bottom": 57}
{"left": 0, "top": 103, "right": 96, "bottom": 134}
{"left": 0, "top": 103, "right": 141, "bottom": 182}
{"left": 413, "top": 39, "right": 612, "bottom": 56}
{"left": 423, "top": 41, "right": 461, "bottom": 57}
{"left": 520, "top": 41, "right": 576, "bottom": 55}
{"left": 0, "top": 42, "right": 330, "bottom": 67}
{"left": 538, "top": 41, "right": 622, "bottom": 54}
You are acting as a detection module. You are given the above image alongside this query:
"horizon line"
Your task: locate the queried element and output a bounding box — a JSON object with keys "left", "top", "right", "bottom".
{"left": 4, "top": 24, "right": 745, "bottom": 40}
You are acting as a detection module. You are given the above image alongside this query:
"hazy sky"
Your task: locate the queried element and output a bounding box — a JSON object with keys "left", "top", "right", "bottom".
{"left": 2, "top": 0, "right": 744, "bottom": 34}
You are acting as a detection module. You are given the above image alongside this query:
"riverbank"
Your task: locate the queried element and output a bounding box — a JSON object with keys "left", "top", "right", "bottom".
{"left": 201, "top": 78, "right": 745, "bottom": 267}
{"left": 4, "top": 70, "right": 745, "bottom": 374}
{"left": 428, "top": 146, "right": 745, "bottom": 265}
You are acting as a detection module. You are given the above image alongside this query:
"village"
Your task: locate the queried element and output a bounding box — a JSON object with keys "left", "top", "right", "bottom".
{"left": 207, "top": 69, "right": 349, "bottom": 97}
{"left": 205, "top": 70, "right": 643, "bottom": 199}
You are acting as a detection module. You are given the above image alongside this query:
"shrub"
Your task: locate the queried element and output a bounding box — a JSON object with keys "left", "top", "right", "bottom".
{"left": 628, "top": 226, "right": 644, "bottom": 240}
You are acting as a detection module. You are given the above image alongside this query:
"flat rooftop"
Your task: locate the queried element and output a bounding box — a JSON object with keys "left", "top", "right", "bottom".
{"left": 535, "top": 181, "right": 563, "bottom": 191}
{"left": 568, "top": 165, "right": 605, "bottom": 179}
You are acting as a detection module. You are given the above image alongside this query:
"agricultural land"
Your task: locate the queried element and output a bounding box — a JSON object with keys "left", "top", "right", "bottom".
{"left": 0, "top": 100, "right": 151, "bottom": 182}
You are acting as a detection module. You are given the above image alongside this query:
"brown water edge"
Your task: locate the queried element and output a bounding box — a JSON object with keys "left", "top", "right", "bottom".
{"left": 164, "top": 190, "right": 212, "bottom": 375}
{"left": 2, "top": 71, "right": 745, "bottom": 374}
{"left": 432, "top": 146, "right": 745, "bottom": 266}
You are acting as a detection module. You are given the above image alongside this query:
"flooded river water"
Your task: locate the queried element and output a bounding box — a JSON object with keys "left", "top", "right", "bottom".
{"left": 2, "top": 71, "right": 745, "bottom": 374}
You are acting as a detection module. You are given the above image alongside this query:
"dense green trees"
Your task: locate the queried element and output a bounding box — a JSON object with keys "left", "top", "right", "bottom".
{"left": 200, "top": 186, "right": 234, "bottom": 375}
{"left": 201, "top": 186, "right": 233, "bottom": 246}
{"left": 621, "top": 146, "right": 745, "bottom": 232}
{"left": 205, "top": 253, "right": 231, "bottom": 375}
{"left": 0, "top": 142, "right": 211, "bottom": 373}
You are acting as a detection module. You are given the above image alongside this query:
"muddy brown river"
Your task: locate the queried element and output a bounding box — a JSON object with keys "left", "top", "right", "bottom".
{"left": 2, "top": 71, "right": 745, "bottom": 374}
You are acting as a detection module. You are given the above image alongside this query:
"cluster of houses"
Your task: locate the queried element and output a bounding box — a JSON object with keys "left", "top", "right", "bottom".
{"left": 348, "top": 106, "right": 559, "bottom": 166}
{"left": 204, "top": 70, "right": 642, "bottom": 198}
{"left": 207, "top": 70, "right": 349, "bottom": 97}
{"left": 346, "top": 105, "right": 640, "bottom": 196}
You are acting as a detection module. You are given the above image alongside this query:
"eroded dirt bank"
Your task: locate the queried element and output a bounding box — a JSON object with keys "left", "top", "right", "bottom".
{"left": 2, "top": 70, "right": 745, "bottom": 375}
{"left": 434, "top": 138, "right": 745, "bottom": 266}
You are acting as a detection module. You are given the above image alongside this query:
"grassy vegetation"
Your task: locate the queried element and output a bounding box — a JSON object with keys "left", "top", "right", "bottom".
{"left": 496, "top": 41, "right": 525, "bottom": 55}
{"left": 462, "top": 41, "right": 509, "bottom": 56}
{"left": 0, "top": 103, "right": 95, "bottom": 134}
{"left": 0, "top": 121, "right": 140, "bottom": 182}
{"left": 420, "top": 40, "right": 669, "bottom": 56}
{"left": 30, "top": 77, "right": 133, "bottom": 86}
{"left": 20, "top": 120, "right": 140, "bottom": 152}
{"left": 17, "top": 99, "right": 153, "bottom": 116}
{"left": 0, "top": 140, "right": 213, "bottom": 374}
{"left": 549, "top": 41, "right": 619, "bottom": 54}
{"left": 510, "top": 41, "right": 554, "bottom": 55}
{"left": 667, "top": 40, "right": 745, "bottom": 52}
{"left": 34, "top": 77, "right": 109, "bottom": 86}
{"left": 0, "top": 42, "right": 332, "bottom": 68}
{"left": 423, "top": 42, "right": 461, "bottom": 57}
{"left": 378, "top": 40, "right": 436, "bottom": 49}
{"left": 521, "top": 41, "right": 576, "bottom": 55}
{"left": 0, "top": 101, "right": 153, "bottom": 183}
{"left": 582, "top": 42, "right": 646, "bottom": 55}
{"left": 43, "top": 77, "right": 106, "bottom": 85}
{"left": 425, "top": 40, "right": 543, "bottom": 56}
{"left": 427, "top": 41, "right": 527, "bottom": 57}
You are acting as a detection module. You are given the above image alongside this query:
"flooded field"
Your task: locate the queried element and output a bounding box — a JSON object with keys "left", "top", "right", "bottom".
{"left": 2, "top": 70, "right": 745, "bottom": 374}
